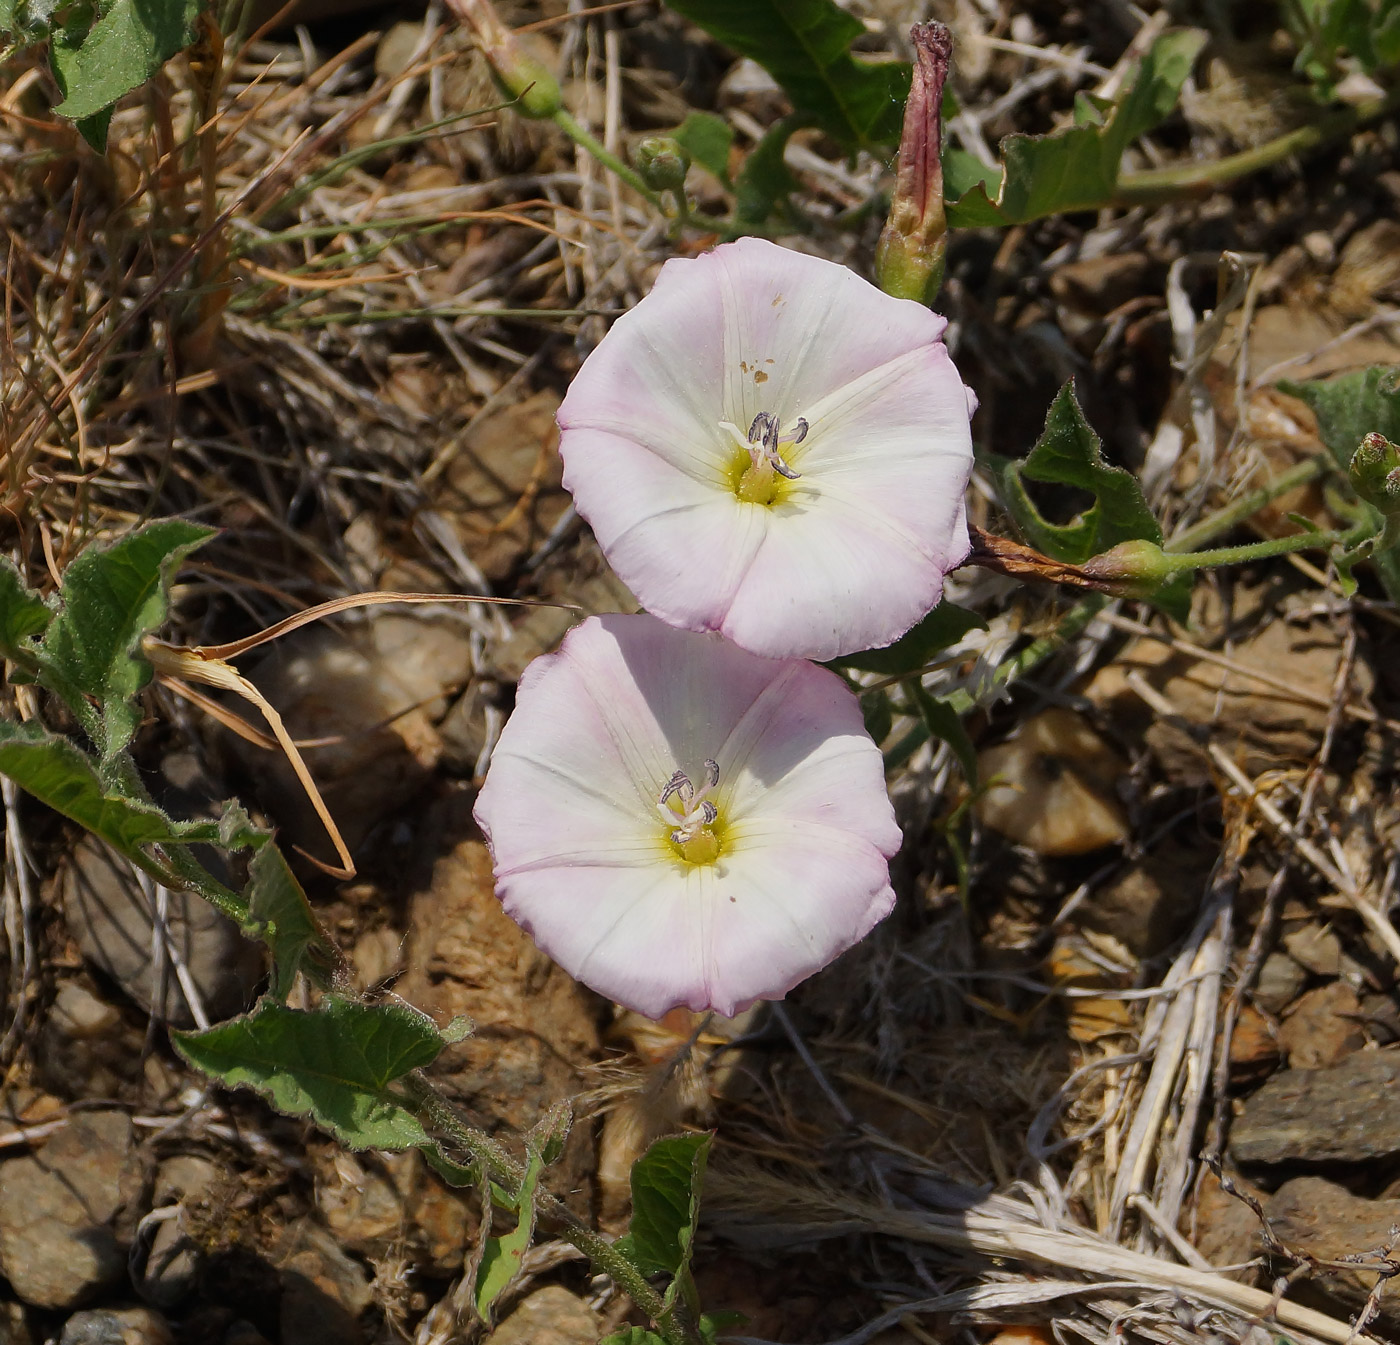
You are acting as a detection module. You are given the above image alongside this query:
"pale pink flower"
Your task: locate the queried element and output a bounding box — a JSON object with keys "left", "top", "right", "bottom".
{"left": 473, "top": 614, "right": 901, "bottom": 1018}
{"left": 556, "top": 236, "right": 975, "bottom": 661}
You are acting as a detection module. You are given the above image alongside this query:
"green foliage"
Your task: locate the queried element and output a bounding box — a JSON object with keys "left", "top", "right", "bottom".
{"left": 48, "top": 0, "right": 203, "bottom": 144}
{"left": 37, "top": 519, "right": 213, "bottom": 763}
{"left": 995, "top": 382, "right": 1161, "bottom": 562}
{"left": 246, "top": 842, "right": 337, "bottom": 1000}
{"left": 907, "top": 682, "right": 977, "bottom": 785}
{"left": 1285, "top": 0, "right": 1400, "bottom": 89}
{"left": 994, "top": 381, "right": 1190, "bottom": 620}
{"left": 664, "top": 0, "right": 910, "bottom": 148}
{"left": 0, "top": 565, "right": 51, "bottom": 660}
{"left": 173, "top": 995, "right": 444, "bottom": 1151}
{"left": 733, "top": 113, "right": 803, "bottom": 228}
{"left": 945, "top": 30, "right": 1205, "bottom": 226}
{"left": 835, "top": 602, "right": 986, "bottom": 677}
{"left": 1285, "top": 365, "right": 1400, "bottom": 599}
{"left": 671, "top": 111, "right": 733, "bottom": 186}
{"left": 474, "top": 1154, "right": 541, "bottom": 1323}
{"left": 0, "top": 718, "right": 223, "bottom": 860}
{"left": 600, "top": 1332, "right": 668, "bottom": 1345}
{"left": 619, "top": 1132, "right": 710, "bottom": 1281}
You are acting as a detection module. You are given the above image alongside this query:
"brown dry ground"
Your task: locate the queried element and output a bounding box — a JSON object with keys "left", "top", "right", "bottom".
{"left": 3, "top": 2, "right": 1400, "bottom": 1343}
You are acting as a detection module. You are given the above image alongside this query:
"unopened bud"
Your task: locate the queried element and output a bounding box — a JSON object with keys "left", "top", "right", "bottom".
{"left": 1080, "top": 538, "right": 1176, "bottom": 596}
{"left": 874, "top": 22, "right": 951, "bottom": 306}
{"left": 634, "top": 136, "right": 690, "bottom": 193}
{"left": 1349, "top": 432, "right": 1400, "bottom": 513}
{"left": 450, "top": 0, "right": 561, "bottom": 118}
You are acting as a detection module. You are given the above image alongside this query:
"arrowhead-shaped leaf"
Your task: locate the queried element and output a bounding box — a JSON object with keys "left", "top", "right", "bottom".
{"left": 50, "top": 0, "right": 202, "bottom": 126}
{"left": 946, "top": 30, "right": 1204, "bottom": 226}
{"left": 665, "top": 0, "right": 910, "bottom": 148}
{"left": 38, "top": 519, "right": 213, "bottom": 762}
{"left": 620, "top": 1132, "right": 712, "bottom": 1278}
{"left": 173, "top": 995, "right": 443, "bottom": 1151}
{"left": 246, "top": 842, "right": 338, "bottom": 1000}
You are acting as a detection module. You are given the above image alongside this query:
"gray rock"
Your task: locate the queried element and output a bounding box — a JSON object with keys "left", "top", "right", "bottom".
{"left": 1263, "top": 1177, "right": 1400, "bottom": 1328}
{"left": 62, "top": 834, "right": 263, "bottom": 1027}
{"left": 139, "top": 1156, "right": 222, "bottom": 1308}
{"left": 0, "top": 1110, "right": 136, "bottom": 1309}
{"left": 59, "top": 1308, "right": 173, "bottom": 1345}
{"left": 485, "top": 1286, "right": 599, "bottom": 1345}
{"left": 1253, "top": 951, "right": 1306, "bottom": 1014}
{"left": 1232, "top": 1049, "right": 1400, "bottom": 1165}
{"left": 275, "top": 1218, "right": 373, "bottom": 1345}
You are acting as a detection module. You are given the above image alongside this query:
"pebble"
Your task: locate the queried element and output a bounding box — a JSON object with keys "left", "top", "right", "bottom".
{"left": 484, "top": 1286, "right": 599, "bottom": 1345}
{"left": 62, "top": 834, "right": 262, "bottom": 1026}
{"left": 1263, "top": 1177, "right": 1400, "bottom": 1327}
{"left": 275, "top": 1218, "right": 373, "bottom": 1345}
{"left": 1253, "top": 950, "right": 1306, "bottom": 1014}
{"left": 1277, "top": 981, "right": 1366, "bottom": 1068}
{"left": 1191, "top": 1169, "right": 1265, "bottom": 1275}
{"left": 975, "top": 709, "right": 1128, "bottom": 856}
{"left": 49, "top": 983, "right": 123, "bottom": 1039}
{"left": 1231, "top": 1049, "right": 1400, "bottom": 1165}
{"left": 137, "top": 1155, "right": 221, "bottom": 1308}
{"left": 0, "top": 1303, "right": 31, "bottom": 1345}
{"left": 59, "top": 1308, "right": 173, "bottom": 1345}
{"left": 0, "top": 1110, "right": 136, "bottom": 1309}
{"left": 1282, "top": 924, "right": 1343, "bottom": 977}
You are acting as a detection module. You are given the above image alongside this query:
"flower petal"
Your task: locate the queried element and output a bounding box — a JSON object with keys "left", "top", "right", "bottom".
{"left": 556, "top": 238, "right": 974, "bottom": 660}
{"left": 474, "top": 615, "right": 901, "bottom": 1018}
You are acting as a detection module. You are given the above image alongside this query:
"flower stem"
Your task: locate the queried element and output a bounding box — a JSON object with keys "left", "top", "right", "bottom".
{"left": 404, "top": 1073, "right": 697, "bottom": 1345}
{"left": 1157, "top": 523, "right": 1368, "bottom": 574}
{"left": 1165, "top": 455, "right": 1332, "bottom": 553}
{"left": 552, "top": 107, "right": 665, "bottom": 209}
{"left": 1113, "top": 85, "right": 1400, "bottom": 207}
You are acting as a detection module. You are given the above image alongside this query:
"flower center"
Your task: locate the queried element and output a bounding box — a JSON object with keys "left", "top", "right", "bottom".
{"left": 657, "top": 759, "right": 722, "bottom": 865}
{"left": 720, "top": 412, "right": 807, "bottom": 506}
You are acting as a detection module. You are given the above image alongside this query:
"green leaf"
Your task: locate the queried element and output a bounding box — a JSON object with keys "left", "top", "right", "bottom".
{"left": 474, "top": 1154, "right": 542, "bottom": 1324}
{"left": 945, "top": 30, "right": 1204, "bottom": 226}
{"left": 600, "top": 1332, "right": 667, "bottom": 1345}
{"left": 37, "top": 519, "right": 213, "bottom": 762}
{"left": 621, "top": 1132, "right": 711, "bottom": 1278}
{"left": 672, "top": 111, "right": 733, "bottom": 186}
{"left": 50, "top": 0, "right": 202, "bottom": 124}
{"left": 835, "top": 602, "right": 986, "bottom": 677}
{"left": 664, "top": 0, "right": 910, "bottom": 148}
{"left": 0, "top": 718, "right": 225, "bottom": 862}
{"left": 1283, "top": 365, "right": 1400, "bottom": 470}
{"left": 246, "top": 842, "right": 337, "bottom": 999}
{"left": 997, "top": 381, "right": 1161, "bottom": 563}
{"left": 0, "top": 560, "right": 51, "bottom": 659}
{"left": 1284, "top": 365, "right": 1400, "bottom": 600}
{"left": 421, "top": 1146, "right": 477, "bottom": 1187}
{"left": 907, "top": 683, "right": 977, "bottom": 785}
{"left": 173, "top": 995, "right": 443, "bottom": 1151}
{"left": 700, "top": 1312, "right": 749, "bottom": 1343}
{"left": 733, "top": 112, "right": 803, "bottom": 227}
{"left": 859, "top": 688, "right": 892, "bottom": 744}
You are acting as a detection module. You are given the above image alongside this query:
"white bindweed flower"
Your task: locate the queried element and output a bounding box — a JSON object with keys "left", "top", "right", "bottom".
{"left": 556, "top": 236, "right": 975, "bottom": 661}
{"left": 473, "top": 614, "right": 901, "bottom": 1018}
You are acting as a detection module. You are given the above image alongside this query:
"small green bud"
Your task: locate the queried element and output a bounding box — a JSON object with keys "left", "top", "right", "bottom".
{"left": 1349, "top": 432, "right": 1400, "bottom": 513}
{"left": 633, "top": 136, "right": 691, "bottom": 193}
{"left": 1080, "top": 538, "right": 1176, "bottom": 595}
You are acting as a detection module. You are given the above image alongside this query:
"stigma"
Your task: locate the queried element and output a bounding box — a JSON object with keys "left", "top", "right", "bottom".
{"left": 658, "top": 759, "right": 722, "bottom": 864}
{"left": 721, "top": 412, "right": 807, "bottom": 504}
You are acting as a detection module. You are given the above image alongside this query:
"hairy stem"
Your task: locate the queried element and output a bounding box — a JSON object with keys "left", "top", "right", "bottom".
{"left": 404, "top": 1073, "right": 698, "bottom": 1345}
{"left": 1160, "top": 523, "right": 1368, "bottom": 573}
{"left": 1166, "top": 455, "right": 1332, "bottom": 553}
{"left": 1113, "top": 85, "right": 1400, "bottom": 207}
{"left": 553, "top": 108, "right": 665, "bottom": 209}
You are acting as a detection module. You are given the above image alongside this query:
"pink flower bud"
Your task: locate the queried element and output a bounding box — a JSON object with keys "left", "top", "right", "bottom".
{"left": 875, "top": 23, "right": 952, "bottom": 305}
